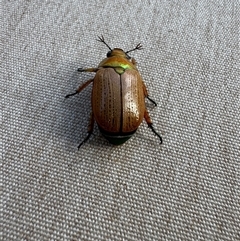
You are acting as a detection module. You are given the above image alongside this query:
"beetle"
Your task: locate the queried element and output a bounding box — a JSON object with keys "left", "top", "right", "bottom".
{"left": 66, "top": 36, "right": 162, "bottom": 149}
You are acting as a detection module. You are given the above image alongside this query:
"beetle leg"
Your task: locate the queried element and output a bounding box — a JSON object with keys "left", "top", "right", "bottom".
{"left": 131, "top": 57, "right": 137, "bottom": 66}
{"left": 146, "top": 96, "right": 157, "bottom": 106}
{"left": 65, "top": 78, "right": 93, "bottom": 98}
{"left": 78, "top": 112, "right": 95, "bottom": 149}
{"left": 144, "top": 110, "right": 162, "bottom": 144}
{"left": 142, "top": 82, "right": 157, "bottom": 106}
{"left": 78, "top": 68, "right": 99, "bottom": 72}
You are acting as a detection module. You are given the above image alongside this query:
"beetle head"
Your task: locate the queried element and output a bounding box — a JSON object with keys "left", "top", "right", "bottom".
{"left": 107, "top": 48, "right": 130, "bottom": 59}
{"left": 97, "top": 35, "right": 143, "bottom": 60}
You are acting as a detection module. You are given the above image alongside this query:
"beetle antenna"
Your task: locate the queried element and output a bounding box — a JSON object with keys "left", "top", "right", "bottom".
{"left": 97, "top": 35, "right": 112, "bottom": 51}
{"left": 125, "top": 43, "right": 143, "bottom": 54}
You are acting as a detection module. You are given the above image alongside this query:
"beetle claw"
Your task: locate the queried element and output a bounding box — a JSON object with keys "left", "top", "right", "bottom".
{"left": 147, "top": 96, "right": 157, "bottom": 106}
{"left": 65, "top": 91, "right": 78, "bottom": 98}
{"left": 78, "top": 132, "right": 92, "bottom": 149}
{"left": 148, "top": 124, "right": 163, "bottom": 144}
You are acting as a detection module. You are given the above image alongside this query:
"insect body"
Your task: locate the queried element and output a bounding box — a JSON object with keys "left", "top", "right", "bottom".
{"left": 66, "top": 36, "right": 162, "bottom": 149}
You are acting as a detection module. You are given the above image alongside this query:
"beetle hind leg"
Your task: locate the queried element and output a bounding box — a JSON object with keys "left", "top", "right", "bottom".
{"left": 78, "top": 112, "right": 95, "bottom": 149}
{"left": 144, "top": 110, "right": 162, "bottom": 144}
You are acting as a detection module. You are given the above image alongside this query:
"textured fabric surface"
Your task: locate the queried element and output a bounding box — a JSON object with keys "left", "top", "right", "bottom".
{"left": 1, "top": 0, "right": 239, "bottom": 240}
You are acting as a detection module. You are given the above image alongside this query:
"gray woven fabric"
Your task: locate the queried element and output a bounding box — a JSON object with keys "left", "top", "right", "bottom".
{"left": 1, "top": 0, "right": 239, "bottom": 240}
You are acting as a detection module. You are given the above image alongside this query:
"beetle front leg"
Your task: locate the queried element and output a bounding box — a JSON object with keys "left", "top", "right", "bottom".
{"left": 78, "top": 112, "right": 95, "bottom": 149}
{"left": 65, "top": 78, "right": 93, "bottom": 98}
{"left": 78, "top": 67, "right": 99, "bottom": 72}
{"left": 144, "top": 110, "right": 162, "bottom": 144}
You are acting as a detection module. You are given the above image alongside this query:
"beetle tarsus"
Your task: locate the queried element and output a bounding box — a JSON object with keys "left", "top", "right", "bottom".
{"left": 148, "top": 124, "right": 162, "bottom": 144}
{"left": 78, "top": 132, "right": 92, "bottom": 149}
{"left": 147, "top": 96, "right": 157, "bottom": 106}
{"left": 65, "top": 91, "right": 78, "bottom": 98}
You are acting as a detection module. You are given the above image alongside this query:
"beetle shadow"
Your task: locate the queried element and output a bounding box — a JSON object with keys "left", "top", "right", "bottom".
{"left": 57, "top": 62, "right": 93, "bottom": 150}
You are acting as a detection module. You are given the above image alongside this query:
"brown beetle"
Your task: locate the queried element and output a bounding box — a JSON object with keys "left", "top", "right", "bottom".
{"left": 66, "top": 36, "right": 162, "bottom": 149}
